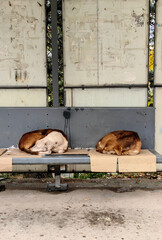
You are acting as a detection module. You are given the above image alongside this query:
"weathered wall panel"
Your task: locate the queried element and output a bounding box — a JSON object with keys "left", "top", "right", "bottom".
{"left": 0, "top": 0, "right": 47, "bottom": 106}
{"left": 155, "top": 89, "right": 162, "bottom": 154}
{"left": 98, "top": 0, "right": 148, "bottom": 85}
{"left": 155, "top": 0, "right": 162, "bottom": 84}
{"left": 0, "top": 90, "right": 46, "bottom": 107}
{"left": 63, "top": 0, "right": 148, "bottom": 107}
{"left": 155, "top": 1, "right": 162, "bottom": 154}
{"left": 63, "top": 0, "right": 98, "bottom": 86}
{"left": 65, "top": 88, "right": 147, "bottom": 107}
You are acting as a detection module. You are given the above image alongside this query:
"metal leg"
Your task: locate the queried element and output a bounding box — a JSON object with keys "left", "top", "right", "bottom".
{"left": 0, "top": 185, "right": 5, "bottom": 191}
{"left": 55, "top": 174, "right": 61, "bottom": 188}
{"left": 0, "top": 178, "right": 5, "bottom": 192}
{"left": 47, "top": 165, "right": 68, "bottom": 192}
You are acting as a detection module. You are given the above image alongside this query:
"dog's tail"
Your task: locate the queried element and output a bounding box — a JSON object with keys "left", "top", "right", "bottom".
{"left": 20, "top": 147, "right": 39, "bottom": 155}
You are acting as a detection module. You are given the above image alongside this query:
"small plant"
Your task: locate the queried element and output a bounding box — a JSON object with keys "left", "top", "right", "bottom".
{"left": 74, "top": 173, "right": 107, "bottom": 179}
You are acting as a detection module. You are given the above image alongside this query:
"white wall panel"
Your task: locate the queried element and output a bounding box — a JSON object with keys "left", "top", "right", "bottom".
{"left": 65, "top": 88, "right": 147, "bottom": 107}
{"left": 155, "top": 89, "right": 162, "bottom": 154}
{"left": 63, "top": 0, "right": 148, "bottom": 107}
{"left": 155, "top": 0, "right": 162, "bottom": 84}
{"left": 98, "top": 0, "right": 148, "bottom": 85}
{"left": 0, "top": 89, "right": 46, "bottom": 107}
{"left": 155, "top": 1, "right": 162, "bottom": 154}
{"left": 0, "top": 0, "right": 46, "bottom": 87}
{"left": 0, "top": 0, "right": 47, "bottom": 106}
{"left": 63, "top": 0, "right": 98, "bottom": 86}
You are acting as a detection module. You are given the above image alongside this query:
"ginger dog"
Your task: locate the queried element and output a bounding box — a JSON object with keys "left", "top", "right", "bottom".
{"left": 19, "top": 129, "right": 68, "bottom": 155}
{"left": 96, "top": 130, "right": 141, "bottom": 156}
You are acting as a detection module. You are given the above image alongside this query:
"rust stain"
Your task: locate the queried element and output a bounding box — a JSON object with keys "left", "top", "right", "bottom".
{"left": 15, "top": 70, "right": 28, "bottom": 82}
{"left": 15, "top": 70, "right": 18, "bottom": 82}
{"left": 24, "top": 71, "right": 27, "bottom": 81}
{"left": 20, "top": 71, "right": 22, "bottom": 81}
{"left": 37, "top": 2, "right": 42, "bottom": 7}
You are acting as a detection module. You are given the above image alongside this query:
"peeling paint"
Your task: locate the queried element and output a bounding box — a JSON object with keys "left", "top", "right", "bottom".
{"left": 132, "top": 11, "right": 144, "bottom": 27}
{"left": 63, "top": 0, "right": 148, "bottom": 107}
{"left": 0, "top": 0, "right": 46, "bottom": 94}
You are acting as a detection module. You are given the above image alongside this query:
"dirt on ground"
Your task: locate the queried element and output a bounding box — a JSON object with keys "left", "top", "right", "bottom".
{"left": 0, "top": 178, "right": 162, "bottom": 240}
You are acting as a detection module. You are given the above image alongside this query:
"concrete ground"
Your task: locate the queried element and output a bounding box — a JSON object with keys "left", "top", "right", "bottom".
{"left": 0, "top": 178, "right": 162, "bottom": 240}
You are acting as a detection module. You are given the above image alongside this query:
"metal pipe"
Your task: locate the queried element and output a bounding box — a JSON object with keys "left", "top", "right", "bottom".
{"left": 154, "top": 84, "right": 162, "bottom": 88}
{"left": 0, "top": 86, "right": 47, "bottom": 89}
{"left": 12, "top": 154, "right": 162, "bottom": 164}
{"left": 150, "top": 149, "right": 162, "bottom": 163}
{"left": 152, "top": 0, "right": 157, "bottom": 107}
{"left": 64, "top": 84, "right": 148, "bottom": 89}
{"left": 12, "top": 155, "right": 91, "bottom": 165}
{"left": 51, "top": 0, "right": 59, "bottom": 107}
{"left": 45, "top": 0, "right": 50, "bottom": 106}
{"left": 147, "top": 0, "right": 151, "bottom": 106}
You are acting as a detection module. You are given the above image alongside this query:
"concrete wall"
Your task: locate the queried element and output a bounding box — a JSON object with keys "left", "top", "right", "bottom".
{"left": 0, "top": 0, "right": 47, "bottom": 106}
{"left": 63, "top": 0, "right": 149, "bottom": 107}
{"left": 155, "top": 0, "right": 162, "bottom": 154}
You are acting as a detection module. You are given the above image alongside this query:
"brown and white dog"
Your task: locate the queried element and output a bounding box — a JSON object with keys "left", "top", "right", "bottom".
{"left": 96, "top": 130, "right": 141, "bottom": 156}
{"left": 18, "top": 129, "right": 68, "bottom": 155}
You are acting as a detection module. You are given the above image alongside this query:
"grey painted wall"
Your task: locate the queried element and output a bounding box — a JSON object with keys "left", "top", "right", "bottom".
{"left": 0, "top": 107, "right": 155, "bottom": 149}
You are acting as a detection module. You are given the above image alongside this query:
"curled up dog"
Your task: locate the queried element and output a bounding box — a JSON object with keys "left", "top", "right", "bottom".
{"left": 19, "top": 129, "right": 68, "bottom": 155}
{"left": 96, "top": 130, "right": 141, "bottom": 156}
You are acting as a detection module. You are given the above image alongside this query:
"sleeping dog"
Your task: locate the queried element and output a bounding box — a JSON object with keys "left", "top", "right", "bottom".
{"left": 19, "top": 129, "right": 68, "bottom": 155}
{"left": 96, "top": 130, "right": 141, "bottom": 156}
{"left": 30, "top": 131, "right": 68, "bottom": 154}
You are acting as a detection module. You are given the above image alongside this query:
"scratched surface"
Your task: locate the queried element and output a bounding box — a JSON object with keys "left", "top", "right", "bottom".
{"left": 0, "top": 0, "right": 46, "bottom": 106}
{"left": 63, "top": 0, "right": 148, "bottom": 107}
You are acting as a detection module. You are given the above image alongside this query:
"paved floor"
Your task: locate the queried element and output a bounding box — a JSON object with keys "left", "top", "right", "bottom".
{"left": 0, "top": 179, "right": 162, "bottom": 240}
